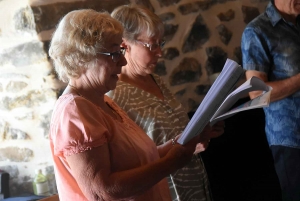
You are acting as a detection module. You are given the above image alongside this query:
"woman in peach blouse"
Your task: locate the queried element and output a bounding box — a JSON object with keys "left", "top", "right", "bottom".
{"left": 48, "top": 9, "right": 203, "bottom": 201}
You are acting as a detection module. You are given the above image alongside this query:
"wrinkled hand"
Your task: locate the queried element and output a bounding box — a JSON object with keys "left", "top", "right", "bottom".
{"left": 209, "top": 120, "right": 225, "bottom": 139}
{"left": 182, "top": 134, "right": 201, "bottom": 155}
{"left": 194, "top": 121, "right": 225, "bottom": 154}
{"left": 167, "top": 134, "right": 201, "bottom": 170}
{"left": 194, "top": 141, "right": 209, "bottom": 154}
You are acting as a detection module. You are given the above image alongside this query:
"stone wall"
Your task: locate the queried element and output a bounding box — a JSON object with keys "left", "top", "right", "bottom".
{"left": 0, "top": 0, "right": 269, "bottom": 196}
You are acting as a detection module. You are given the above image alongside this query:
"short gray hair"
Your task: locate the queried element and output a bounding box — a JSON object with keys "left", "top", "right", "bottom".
{"left": 111, "top": 4, "right": 164, "bottom": 42}
{"left": 49, "top": 9, "right": 123, "bottom": 82}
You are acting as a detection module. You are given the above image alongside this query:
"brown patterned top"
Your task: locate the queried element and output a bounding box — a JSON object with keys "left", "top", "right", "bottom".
{"left": 107, "top": 74, "right": 212, "bottom": 201}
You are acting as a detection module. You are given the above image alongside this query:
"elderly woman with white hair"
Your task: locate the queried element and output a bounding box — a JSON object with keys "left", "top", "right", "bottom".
{"left": 48, "top": 9, "right": 202, "bottom": 201}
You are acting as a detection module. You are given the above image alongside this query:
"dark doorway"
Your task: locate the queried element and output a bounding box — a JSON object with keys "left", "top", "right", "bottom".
{"left": 190, "top": 97, "right": 282, "bottom": 201}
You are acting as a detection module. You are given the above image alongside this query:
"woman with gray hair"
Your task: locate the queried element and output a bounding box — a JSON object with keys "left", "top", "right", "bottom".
{"left": 49, "top": 9, "right": 202, "bottom": 201}
{"left": 108, "top": 4, "right": 224, "bottom": 201}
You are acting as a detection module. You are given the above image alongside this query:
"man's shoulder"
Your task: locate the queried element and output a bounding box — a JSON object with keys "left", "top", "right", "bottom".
{"left": 245, "top": 12, "right": 269, "bottom": 30}
{"left": 246, "top": 1, "right": 280, "bottom": 29}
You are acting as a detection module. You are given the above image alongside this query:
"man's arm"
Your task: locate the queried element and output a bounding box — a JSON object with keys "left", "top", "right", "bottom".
{"left": 245, "top": 70, "right": 300, "bottom": 102}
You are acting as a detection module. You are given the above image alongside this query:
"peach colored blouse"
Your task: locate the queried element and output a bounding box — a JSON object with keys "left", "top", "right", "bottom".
{"left": 49, "top": 94, "right": 171, "bottom": 201}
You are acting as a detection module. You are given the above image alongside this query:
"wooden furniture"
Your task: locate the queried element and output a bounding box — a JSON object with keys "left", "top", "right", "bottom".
{"left": 39, "top": 194, "right": 59, "bottom": 201}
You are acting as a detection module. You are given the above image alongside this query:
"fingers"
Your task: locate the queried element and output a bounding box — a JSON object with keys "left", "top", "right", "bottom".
{"left": 199, "top": 125, "right": 212, "bottom": 142}
{"left": 194, "top": 141, "right": 209, "bottom": 154}
{"left": 174, "top": 134, "right": 182, "bottom": 141}
{"left": 209, "top": 129, "right": 223, "bottom": 138}
{"left": 209, "top": 121, "right": 225, "bottom": 138}
{"left": 182, "top": 135, "right": 201, "bottom": 155}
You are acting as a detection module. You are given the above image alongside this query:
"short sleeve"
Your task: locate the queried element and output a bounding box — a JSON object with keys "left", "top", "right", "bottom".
{"left": 241, "top": 26, "right": 271, "bottom": 73}
{"left": 50, "top": 95, "right": 109, "bottom": 157}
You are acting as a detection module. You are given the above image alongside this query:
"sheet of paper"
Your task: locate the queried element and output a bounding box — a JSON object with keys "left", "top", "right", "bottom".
{"left": 210, "top": 76, "right": 271, "bottom": 122}
{"left": 210, "top": 89, "right": 272, "bottom": 125}
{"left": 177, "top": 58, "right": 244, "bottom": 145}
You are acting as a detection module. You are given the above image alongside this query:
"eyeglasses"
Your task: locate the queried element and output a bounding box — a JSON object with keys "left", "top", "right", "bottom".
{"left": 97, "top": 47, "right": 126, "bottom": 62}
{"left": 135, "top": 40, "right": 165, "bottom": 52}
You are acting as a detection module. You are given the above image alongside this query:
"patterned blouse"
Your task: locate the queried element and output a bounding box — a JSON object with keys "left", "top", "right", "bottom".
{"left": 107, "top": 74, "right": 212, "bottom": 201}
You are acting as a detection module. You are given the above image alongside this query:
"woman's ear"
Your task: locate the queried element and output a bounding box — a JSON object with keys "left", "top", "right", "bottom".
{"left": 121, "top": 38, "right": 129, "bottom": 51}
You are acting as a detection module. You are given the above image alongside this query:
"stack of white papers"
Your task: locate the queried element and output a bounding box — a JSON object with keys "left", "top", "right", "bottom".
{"left": 177, "top": 58, "right": 272, "bottom": 145}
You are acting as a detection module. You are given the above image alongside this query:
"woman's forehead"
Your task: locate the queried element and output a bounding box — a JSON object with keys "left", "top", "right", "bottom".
{"left": 104, "top": 34, "right": 123, "bottom": 48}
{"left": 137, "top": 31, "right": 161, "bottom": 41}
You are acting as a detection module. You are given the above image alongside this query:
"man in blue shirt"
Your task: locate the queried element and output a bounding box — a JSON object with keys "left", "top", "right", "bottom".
{"left": 241, "top": 0, "right": 300, "bottom": 200}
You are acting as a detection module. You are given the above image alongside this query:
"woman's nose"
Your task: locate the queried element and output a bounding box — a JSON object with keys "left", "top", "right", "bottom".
{"left": 155, "top": 47, "right": 163, "bottom": 57}
{"left": 119, "top": 53, "right": 127, "bottom": 66}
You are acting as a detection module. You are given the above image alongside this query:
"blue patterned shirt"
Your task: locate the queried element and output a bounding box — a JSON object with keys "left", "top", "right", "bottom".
{"left": 241, "top": 1, "right": 300, "bottom": 148}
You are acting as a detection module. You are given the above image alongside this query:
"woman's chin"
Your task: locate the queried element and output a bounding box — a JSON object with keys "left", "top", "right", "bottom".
{"left": 148, "top": 64, "right": 156, "bottom": 73}
{"left": 111, "top": 74, "right": 119, "bottom": 81}
{"left": 108, "top": 75, "right": 119, "bottom": 90}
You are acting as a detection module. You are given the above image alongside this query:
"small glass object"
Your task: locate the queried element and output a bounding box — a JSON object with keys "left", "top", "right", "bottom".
{"left": 33, "top": 169, "right": 50, "bottom": 196}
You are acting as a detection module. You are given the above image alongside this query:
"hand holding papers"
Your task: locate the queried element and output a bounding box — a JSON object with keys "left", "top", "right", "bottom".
{"left": 210, "top": 76, "right": 271, "bottom": 125}
{"left": 177, "top": 59, "right": 272, "bottom": 145}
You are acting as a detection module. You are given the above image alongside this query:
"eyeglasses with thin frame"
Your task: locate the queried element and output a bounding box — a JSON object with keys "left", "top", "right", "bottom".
{"left": 135, "top": 40, "right": 165, "bottom": 52}
{"left": 97, "top": 47, "right": 126, "bottom": 62}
